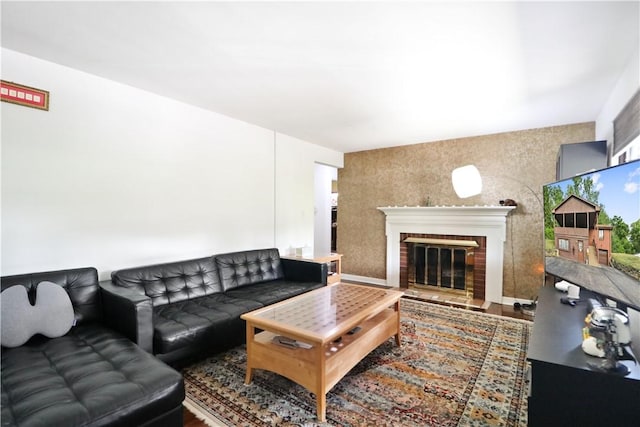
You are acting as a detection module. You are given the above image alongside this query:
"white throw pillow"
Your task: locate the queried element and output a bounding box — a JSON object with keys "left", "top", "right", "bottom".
{"left": 1, "top": 281, "right": 75, "bottom": 348}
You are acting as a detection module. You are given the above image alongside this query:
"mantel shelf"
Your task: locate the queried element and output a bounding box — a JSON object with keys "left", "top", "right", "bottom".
{"left": 378, "top": 206, "right": 516, "bottom": 217}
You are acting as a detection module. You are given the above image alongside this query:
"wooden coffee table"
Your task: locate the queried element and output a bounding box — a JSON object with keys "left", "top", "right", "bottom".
{"left": 241, "top": 283, "right": 404, "bottom": 422}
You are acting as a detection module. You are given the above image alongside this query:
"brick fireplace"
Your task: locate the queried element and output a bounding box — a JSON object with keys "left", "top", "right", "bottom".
{"left": 401, "top": 233, "right": 487, "bottom": 300}
{"left": 378, "top": 206, "right": 514, "bottom": 304}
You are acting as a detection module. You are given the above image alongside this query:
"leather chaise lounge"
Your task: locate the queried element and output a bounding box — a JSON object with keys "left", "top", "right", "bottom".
{"left": 1, "top": 267, "right": 185, "bottom": 427}
{"left": 103, "top": 248, "right": 327, "bottom": 365}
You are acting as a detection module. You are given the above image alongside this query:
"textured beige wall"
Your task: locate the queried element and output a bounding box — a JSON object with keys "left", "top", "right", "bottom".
{"left": 337, "top": 122, "right": 595, "bottom": 300}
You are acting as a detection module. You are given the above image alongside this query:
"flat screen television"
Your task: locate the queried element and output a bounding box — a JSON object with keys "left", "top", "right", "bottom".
{"left": 543, "top": 159, "right": 640, "bottom": 310}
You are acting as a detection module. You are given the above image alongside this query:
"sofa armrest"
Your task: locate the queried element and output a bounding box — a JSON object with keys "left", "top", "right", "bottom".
{"left": 280, "top": 258, "right": 328, "bottom": 285}
{"left": 99, "top": 280, "right": 154, "bottom": 353}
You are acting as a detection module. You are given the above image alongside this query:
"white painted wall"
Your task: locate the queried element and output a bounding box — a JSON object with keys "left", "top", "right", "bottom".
{"left": 595, "top": 43, "right": 640, "bottom": 160}
{"left": 274, "top": 133, "right": 343, "bottom": 256}
{"left": 1, "top": 49, "right": 343, "bottom": 279}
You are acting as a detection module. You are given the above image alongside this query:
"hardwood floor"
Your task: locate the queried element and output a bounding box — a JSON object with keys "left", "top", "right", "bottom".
{"left": 184, "top": 409, "right": 204, "bottom": 427}
{"left": 402, "top": 285, "right": 535, "bottom": 319}
{"left": 485, "top": 299, "right": 536, "bottom": 320}
{"left": 183, "top": 286, "right": 534, "bottom": 426}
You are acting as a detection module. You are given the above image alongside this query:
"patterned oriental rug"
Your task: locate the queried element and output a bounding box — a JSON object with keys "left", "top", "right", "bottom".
{"left": 182, "top": 298, "right": 532, "bottom": 427}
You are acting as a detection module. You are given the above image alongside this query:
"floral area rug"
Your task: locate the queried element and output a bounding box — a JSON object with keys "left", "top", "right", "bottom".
{"left": 182, "top": 298, "right": 531, "bottom": 426}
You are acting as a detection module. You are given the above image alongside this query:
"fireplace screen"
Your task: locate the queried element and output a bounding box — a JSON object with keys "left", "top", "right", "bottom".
{"left": 408, "top": 241, "right": 475, "bottom": 297}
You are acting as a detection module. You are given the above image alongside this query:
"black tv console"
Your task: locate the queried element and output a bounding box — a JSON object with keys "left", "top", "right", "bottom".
{"left": 527, "top": 286, "right": 640, "bottom": 426}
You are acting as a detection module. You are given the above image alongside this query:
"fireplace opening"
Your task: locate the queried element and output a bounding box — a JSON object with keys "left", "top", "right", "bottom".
{"left": 400, "top": 234, "right": 487, "bottom": 300}
{"left": 407, "top": 238, "right": 478, "bottom": 297}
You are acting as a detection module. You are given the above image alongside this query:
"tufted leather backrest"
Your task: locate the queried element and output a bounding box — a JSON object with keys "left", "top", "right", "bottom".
{"left": 1, "top": 267, "right": 101, "bottom": 326}
{"left": 215, "top": 248, "right": 284, "bottom": 291}
{"left": 111, "top": 256, "right": 221, "bottom": 307}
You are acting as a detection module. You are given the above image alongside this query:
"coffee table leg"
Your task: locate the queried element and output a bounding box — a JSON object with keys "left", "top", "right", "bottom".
{"left": 316, "top": 345, "right": 327, "bottom": 422}
{"left": 245, "top": 322, "right": 254, "bottom": 384}
{"left": 317, "top": 392, "right": 326, "bottom": 422}
{"left": 394, "top": 300, "right": 401, "bottom": 346}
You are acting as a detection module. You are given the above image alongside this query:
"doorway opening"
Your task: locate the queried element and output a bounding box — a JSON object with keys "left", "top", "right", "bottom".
{"left": 314, "top": 164, "right": 338, "bottom": 256}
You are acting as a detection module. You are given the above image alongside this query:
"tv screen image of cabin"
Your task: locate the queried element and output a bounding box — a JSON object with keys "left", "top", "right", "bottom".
{"left": 543, "top": 159, "right": 640, "bottom": 309}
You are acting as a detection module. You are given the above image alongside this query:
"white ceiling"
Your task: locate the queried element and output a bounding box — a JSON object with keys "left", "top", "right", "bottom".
{"left": 2, "top": 1, "right": 639, "bottom": 153}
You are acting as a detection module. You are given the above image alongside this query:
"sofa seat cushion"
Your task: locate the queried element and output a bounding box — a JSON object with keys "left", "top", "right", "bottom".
{"left": 224, "top": 279, "right": 324, "bottom": 306}
{"left": 153, "top": 293, "right": 263, "bottom": 354}
{"left": 1, "top": 324, "right": 184, "bottom": 427}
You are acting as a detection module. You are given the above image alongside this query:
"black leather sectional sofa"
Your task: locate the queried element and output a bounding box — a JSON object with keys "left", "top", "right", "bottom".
{"left": 0, "top": 248, "right": 325, "bottom": 426}
{"left": 1, "top": 267, "right": 185, "bottom": 427}
{"left": 103, "top": 248, "right": 327, "bottom": 365}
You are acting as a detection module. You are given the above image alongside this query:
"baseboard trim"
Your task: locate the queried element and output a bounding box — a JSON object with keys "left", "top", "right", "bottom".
{"left": 341, "top": 274, "right": 390, "bottom": 287}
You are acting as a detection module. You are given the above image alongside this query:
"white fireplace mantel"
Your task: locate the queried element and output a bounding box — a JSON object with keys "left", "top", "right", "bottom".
{"left": 378, "top": 205, "right": 515, "bottom": 303}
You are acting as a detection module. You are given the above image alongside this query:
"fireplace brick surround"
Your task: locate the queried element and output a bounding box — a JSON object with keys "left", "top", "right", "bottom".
{"left": 400, "top": 233, "right": 487, "bottom": 300}
{"left": 378, "top": 206, "right": 515, "bottom": 304}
